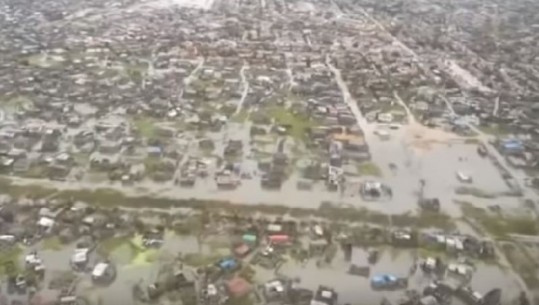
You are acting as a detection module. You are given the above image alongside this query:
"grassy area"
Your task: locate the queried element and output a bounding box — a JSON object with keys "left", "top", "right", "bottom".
{"left": 98, "top": 235, "right": 161, "bottom": 265}
{"left": 459, "top": 201, "right": 539, "bottom": 238}
{"left": 479, "top": 124, "right": 511, "bottom": 137}
{"left": 26, "top": 54, "right": 64, "bottom": 68}
{"left": 22, "top": 165, "right": 48, "bottom": 179}
{"left": 379, "top": 102, "right": 405, "bottom": 113}
{"left": 357, "top": 162, "right": 383, "bottom": 177}
{"left": 123, "top": 62, "right": 148, "bottom": 82}
{"left": 73, "top": 152, "right": 90, "bottom": 166}
{"left": 501, "top": 243, "right": 539, "bottom": 288}
{"left": 0, "top": 178, "right": 454, "bottom": 230}
{"left": 268, "top": 106, "right": 315, "bottom": 140}
{"left": 131, "top": 117, "right": 156, "bottom": 138}
{"left": 183, "top": 253, "right": 224, "bottom": 267}
{"left": 0, "top": 95, "right": 33, "bottom": 110}
{"left": 0, "top": 246, "right": 22, "bottom": 275}
{"left": 98, "top": 236, "right": 131, "bottom": 256}
{"left": 318, "top": 202, "right": 456, "bottom": 230}
{"left": 42, "top": 237, "right": 63, "bottom": 251}
{"left": 130, "top": 235, "right": 160, "bottom": 265}
{"left": 230, "top": 109, "right": 249, "bottom": 123}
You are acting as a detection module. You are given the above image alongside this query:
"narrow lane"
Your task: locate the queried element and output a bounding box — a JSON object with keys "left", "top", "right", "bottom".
{"left": 235, "top": 61, "right": 250, "bottom": 114}
{"left": 325, "top": 55, "right": 368, "bottom": 129}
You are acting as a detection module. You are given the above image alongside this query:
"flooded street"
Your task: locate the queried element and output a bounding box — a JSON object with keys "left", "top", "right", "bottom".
{"left": 254, "top": 247, "right": 521, "bottom": 305}
{"left": 9, "top": 119, "right": 522, "bottom": 217}
{"left": 16, "top": 233, "right": 522, "bottom": 305}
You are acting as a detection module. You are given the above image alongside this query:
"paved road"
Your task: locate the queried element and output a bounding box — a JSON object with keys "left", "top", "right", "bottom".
{"left": 326, "top": 55, "right": 369, "bottom": 129}
{"left": 235, "top": 61, "right": 250, "bottom": 114}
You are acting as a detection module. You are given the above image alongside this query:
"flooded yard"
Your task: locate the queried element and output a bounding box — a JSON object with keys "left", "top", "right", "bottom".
{"left": 253, "top": 246, "right": 521, "bottom": 305}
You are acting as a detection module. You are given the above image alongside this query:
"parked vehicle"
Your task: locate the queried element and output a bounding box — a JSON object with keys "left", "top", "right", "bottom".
{"left": 370, "top": 274, "right": 408, "bottom": 290}
{"left": 420, "top": 257, "right": 445, "bottom": 275}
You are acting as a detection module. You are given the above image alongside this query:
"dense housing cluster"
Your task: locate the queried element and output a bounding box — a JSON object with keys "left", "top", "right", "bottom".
{"left": 1, "top": 0, "right": 539, "bottom": 303}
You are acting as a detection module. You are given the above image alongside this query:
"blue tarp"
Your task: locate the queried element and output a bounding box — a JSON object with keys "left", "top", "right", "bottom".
{"left": 218, "top": 258, "right": 238, "bottom": 270}
{"left": 371, "top": 275, "right": 397, "bottom": 284}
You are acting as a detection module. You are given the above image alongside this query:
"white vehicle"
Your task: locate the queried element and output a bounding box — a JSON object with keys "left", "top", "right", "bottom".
{"left": 456, "top": 171, "right": 473, "bottom": 183}
{"left": 447, "top": 263, "right": 473, "bottom": 277}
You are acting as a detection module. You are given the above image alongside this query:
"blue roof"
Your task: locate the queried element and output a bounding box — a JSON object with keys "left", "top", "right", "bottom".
{"left": 218, "top": 258, "right": 238, "bottom": 270}
{"left": 500, "top": 139, "right": 523, "bottom": 145}
{"left": 501, "top": 142, "right": 524, "bottom": 151}
{"left": 371, "top": 275, "right": 397, "bottom": 283}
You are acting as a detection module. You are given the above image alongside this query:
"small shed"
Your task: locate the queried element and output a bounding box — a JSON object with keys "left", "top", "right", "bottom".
{"left": 226, "top": 276, "right": 251, "bottom": 298}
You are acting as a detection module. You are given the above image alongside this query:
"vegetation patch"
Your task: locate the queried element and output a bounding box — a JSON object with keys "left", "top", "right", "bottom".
{"left": 0, "top": 246, "right": 22, "bottom": 275}
{"left": 357, "top": 162, "right": 383, "bottom": 177}
{"left": 379, "top": 102, "right": 405, "bottom": 113}
{"left": 42, "top": 237, "right": 63, "bottom": 251}
{"left": 1, "top": 95, "right": 33, "bottom": 110}
{"left": 98, "top": 236, "right": 131, "bottom": 256}
{"left": 182, "top": 253, "right": 224, "bottom": 267}
{"left": 268, "top": 105, "right": 315, "bottom": 140}
{"left": 459, "top": 201, "right": 539, "bottom": 238}
{"left": 130, "top": 235, "right": 160, "bottom": 265}
{"left": 479, "top": 124, "right": 511, "bottom": 137}
{"left": 501, "top": 242, "right": 539, "bottom": 288}
{"left": 0, "top": 178, "right": 454, "bottom": 230}
{"left": 131, "top": 117, "right": 156, "bottom": 138}
{"left": 99, "top": 235, "right": 161, "bottom": 265}
{"left": 230, "top": 109, "right": 249, "bottom": 123}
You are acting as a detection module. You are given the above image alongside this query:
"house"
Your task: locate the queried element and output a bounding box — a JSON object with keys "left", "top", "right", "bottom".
{"left": 147, "top": 146, "right": 163, "bottom": 158}
{"left": 98, "top": 141, "right": 122, "bottom": 154}
{"left": 268, "top": 234, "right": 291, "bottom": 246}
{"left": 263, "top": 279, "right": 288, "bottom": 302}
{"left": 216, "top": 174, "right": 240, "bottom": 189}
{"left": 499, "top": 139, "right": 525, "bottom": 155}
{"left": 226, "top": 276, "right": 251, "bottom": 298}
{"left": 233, "top": 243, "right": 251, "bottom": 257}
{"left": 13, "top": 156, "right": 31, "bottom": 173}
{"left": 47, "top": 162, "right": 70, "bottom": 179}
{"left": 391, "top": 230, "right": 417, "bottom": 247}
{"left": 92, "top": 262, "right": 115, "bottom": 283}
{"left": 310, "top": 286, "right": 337, "bottom": 305}
{"left": 71, "top": 248, "right": 89, "bottom": 270}
{"left": 90, "top": 153, "right": 122, "bottom": 170}
{"left": 242, "top": 233, "right": 258, "bottom": 245}
{"left": 224, "top": 140, "right": 243, "bottom": 156}
{"left": 155, "top": 126, "right": 176, "bottom": 138}
{"left": 37, "top": 217, "right": 55, "bottom": 233}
